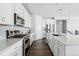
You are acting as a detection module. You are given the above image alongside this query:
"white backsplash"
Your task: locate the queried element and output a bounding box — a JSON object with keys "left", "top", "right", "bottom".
{"left": 0, "top": 25, "right": 30, "bottom": 40}
{"left": 0, "top": 29, "right": 6, "bottom": 40}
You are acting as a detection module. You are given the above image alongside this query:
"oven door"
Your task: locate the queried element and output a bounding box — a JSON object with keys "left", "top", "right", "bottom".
{"left": 23, "top": 36, "right": 30, "bottom": 56}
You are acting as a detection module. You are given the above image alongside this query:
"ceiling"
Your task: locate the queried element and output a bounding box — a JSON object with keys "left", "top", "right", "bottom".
{"left": 23, "top": 3, "right": 79, "bottom": 17}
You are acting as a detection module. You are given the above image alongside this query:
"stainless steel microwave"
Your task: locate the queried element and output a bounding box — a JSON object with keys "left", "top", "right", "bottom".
{"left": 14, "top": 13, "right": 25, "bottom": 27}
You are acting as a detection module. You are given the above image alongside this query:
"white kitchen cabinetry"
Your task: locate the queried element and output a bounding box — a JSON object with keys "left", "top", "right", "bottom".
{"left": 15, "top": 3, "right": 24, "bottom": 18}
{"left": 0, "top": 40, "right": 22, "bottom": 56}
{"left": 48, "top": 34, "right": 53, "bottom": 52}
{"left": 53, "top": 39, "right": 59, "bottom": 56}
{"left": 48, "top": 35, "right": 50, "bottom": 47}
{"left": 17, "top": 45, "right": 22, "bottom": 56}
{"left": 0, "top": 44, "right": 17, "bottom": 56}
{"left": 46, "top": 33, "right": 49, "bottom": 40}
{"left": 15, "top": 3, "right": 31, "bottom": 27}
{"left": 47, "top": 33, "right": 79, "bottom": 56}
{"left": 16, "top": 40, "right": 22, "bottom": 56}
{"left": 51, "top": 38, "right": 54, "bottom": 52}
{"left": 0, "top": 3, "right": 31, "bottom": 26}
{"left": 47, "top": 34, "right": 59, "bottom": 56}
{"left": 65, "top": 46, "right": 79, "bottom": 56}
{"left": 0, "top": 3, "right": 14, "bottom": 25}
{"left": 58, "top": 42, "right": 65, "bottom": 56}
{"left": 47, "top": 33, "right": 65, "bottom": 56}
{"left": 24, "top": 8, "right": 31, "bottom": 27}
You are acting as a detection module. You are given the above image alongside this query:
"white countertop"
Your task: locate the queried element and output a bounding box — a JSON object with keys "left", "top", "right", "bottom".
{"left": 0, "top": 38, "right": 22, "bottom": 52}
{"left": 49, "top": 33, "right": 79, "bottom": 46}
{"left": 0, "top": 34, "right": 29, "bottom": 52}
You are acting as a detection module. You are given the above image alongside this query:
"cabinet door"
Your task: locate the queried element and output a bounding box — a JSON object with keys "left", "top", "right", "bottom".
{"left": 53, "top": 39, "right": 58, "bottom": 56}
{"left": 0, "top": 44, "right": 17, "bottom": 56}
{"left": 58, "top": 42, "right": 65, "bottom": 56}
{"left": 9, "top": 49, "right": 17, "bottom": 56}
{"left": 48, "top": 39, "right": 51, "bottom": 49}
{"left": 24, "top": 8, "right": 28, "bottom": 27}
{"left": 15, "top": 3, "right": 24, "bottom": 18}
{"left": 17, "top": 45, "right": 22, "bottom": 56}
{"left": 0, "top": 3, "right": 14, "bottom": 25}
{"left": 16, "top": 40, "right": 22, "bottom": 56}
{"left": 49, "top": 34, "right": 53, "bottom": 51}
{"left": 48, "top": 34, "right": 51, "bottom": 48}
{"left": 51, "top": 37, "right": 54, "bottom": 53}
{"left": 46, "top": 33, "right": 49, "bottom": 40}
{"left": 24, "top": 8, "right": 31, "bottom": 27}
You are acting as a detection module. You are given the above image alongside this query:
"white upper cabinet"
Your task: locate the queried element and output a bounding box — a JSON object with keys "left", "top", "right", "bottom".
{"left": 0, "top": 3, "right": 31, "bottom": 27}
{"left": 15, "top": 3, "right": 31, "bottom": 27}
{"left": 0, "top": 3, "right": 14, "bottom": 25}
{"left": 24, "top": 7, "right": 31, "bottom": 27}
{"left": 14, "top": 3, "right": 24, "bottom": 18}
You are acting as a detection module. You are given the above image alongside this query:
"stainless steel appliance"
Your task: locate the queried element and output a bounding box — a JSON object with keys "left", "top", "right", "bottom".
{"left": 22, "top": 35, "right": 30, "bottom": 56}
{"left": 14, "top": 13, "right": 25, "bottom": 27}
{"left": 6, "top": 30, "right": 30, "bottom": 56}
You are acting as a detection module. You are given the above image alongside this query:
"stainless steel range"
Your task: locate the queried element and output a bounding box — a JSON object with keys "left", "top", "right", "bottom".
{"left": 6, "top": 30, "right": 30, "bottom": 56}
{"left": 22, "top": 35, "right": 30, "bottom": 56}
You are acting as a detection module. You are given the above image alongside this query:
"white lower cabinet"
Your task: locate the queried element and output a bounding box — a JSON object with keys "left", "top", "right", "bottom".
{"left": 47, "top": 34, "right": 65, "bottom": 56}
{"left": 47, "top": 34, "right": 79, "bottom": 56}
{"left": 0, "top": 40, "right": 22, "bottom": 56}
{"left": 0, "top": 44, "right": 17, "bottom": 56}
{"left": 17, "top": 45, "right": 22, "bottom": 56}
{"left": 53, "top": 39, "right": 59, "bottom": 56}
{"left": 16, "top": 40, "right": 22, "bottom": 56}
{"left": 65, "top": 46, "right": 79, "bottom": 56}
{"left": 58, "top": 42, "right": 65, "bottom": 56}
{"left": 51, "top": 38, "right": 54, "bottom": 52}
{"left": 49, "top": 35, "right": 54, "bottom": 53}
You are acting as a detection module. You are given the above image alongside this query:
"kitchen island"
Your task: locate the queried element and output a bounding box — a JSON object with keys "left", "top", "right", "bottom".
{"left": 47, "top": 33, "right": 79, "bottom": 56}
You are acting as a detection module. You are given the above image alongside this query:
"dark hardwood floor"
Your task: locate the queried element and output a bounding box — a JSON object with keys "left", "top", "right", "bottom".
{"left": 27, "top": 39, "right": 54, "bottom": 56}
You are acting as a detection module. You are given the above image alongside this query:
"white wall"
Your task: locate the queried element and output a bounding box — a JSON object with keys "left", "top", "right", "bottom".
{"left": 67, "top": 17, "right": 79, "bottom": 35}
{"left": 54, "top": 16, "right": 79, "bottom": 35}
{"left": 34, "top": 15, "right": 43, "bottom": 40}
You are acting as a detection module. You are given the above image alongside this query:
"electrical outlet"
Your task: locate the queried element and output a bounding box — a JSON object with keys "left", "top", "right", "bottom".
{"left": 1, "top": 17, "right": 5, "bottom": 22}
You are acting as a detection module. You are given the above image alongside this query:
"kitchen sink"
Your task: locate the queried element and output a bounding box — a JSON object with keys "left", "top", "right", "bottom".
{"left": 52, "top": 34, "right": 61, "bottom": 36}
